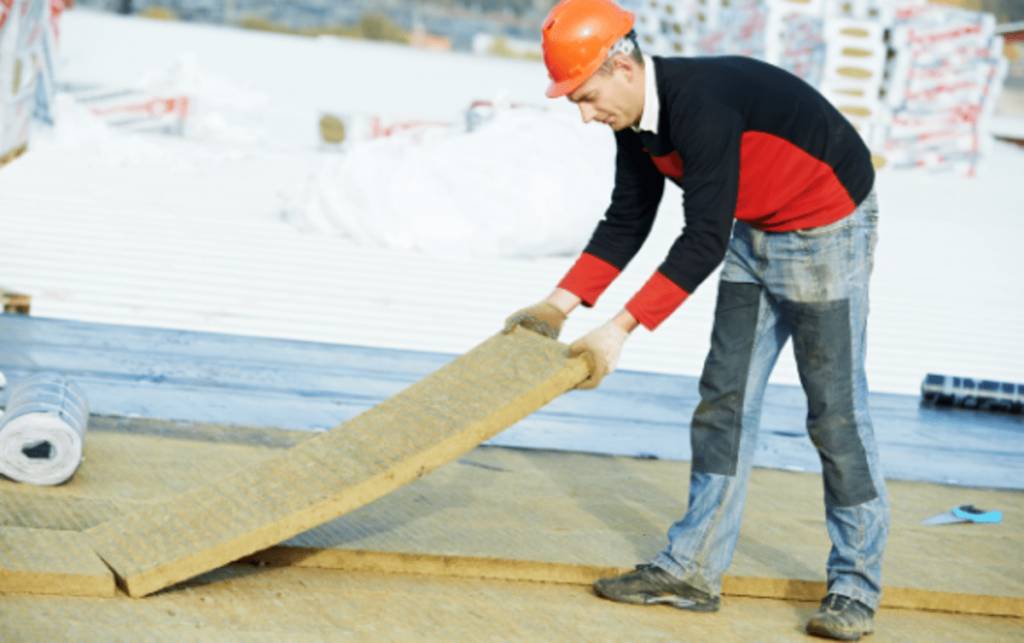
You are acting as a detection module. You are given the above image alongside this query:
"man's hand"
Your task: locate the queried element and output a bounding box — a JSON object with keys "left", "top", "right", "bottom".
{"left": 503, "top": 289, "right": 579, "bottom": 340}
{"left": 569, "top": 311, "right": 637, "bottom": 389}
{"left": 503, "top": 302, "right": 567, "bottom": 340}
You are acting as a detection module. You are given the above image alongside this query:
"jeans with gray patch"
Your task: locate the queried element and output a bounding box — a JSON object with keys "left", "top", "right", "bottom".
{"left": 651, "top": 191, "right": 889, "bottom": 610}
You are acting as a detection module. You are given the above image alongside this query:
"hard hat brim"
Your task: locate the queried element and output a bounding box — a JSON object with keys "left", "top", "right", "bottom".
{"left": 545, "top": 55, "right": 605, "bottom": 99}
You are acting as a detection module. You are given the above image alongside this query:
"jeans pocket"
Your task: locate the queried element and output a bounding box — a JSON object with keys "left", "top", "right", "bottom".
{"left": 794, "top": 215, "right": 852, "bottom": 239}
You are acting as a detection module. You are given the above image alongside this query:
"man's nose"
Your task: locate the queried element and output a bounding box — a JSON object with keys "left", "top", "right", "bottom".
{"left": 578, "top": 103, "right": 596, "bottom": 124}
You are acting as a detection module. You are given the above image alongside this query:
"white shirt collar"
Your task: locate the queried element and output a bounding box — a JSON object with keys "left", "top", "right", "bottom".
{"left": 632, "top": 54, "right": 659, "bottom": 135}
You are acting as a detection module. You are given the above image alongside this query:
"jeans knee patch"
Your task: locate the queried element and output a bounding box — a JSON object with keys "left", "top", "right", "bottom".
{"left": 691, "top": 282, "right": 762, "bottom": 476}
{"left": 785, "top": 298, "right": 877, "bottom": 507}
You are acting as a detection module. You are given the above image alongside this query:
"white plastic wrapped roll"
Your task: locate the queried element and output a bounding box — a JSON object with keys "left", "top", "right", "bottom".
{"left": 0, "top": 374, "right": 89, "bottom": 486}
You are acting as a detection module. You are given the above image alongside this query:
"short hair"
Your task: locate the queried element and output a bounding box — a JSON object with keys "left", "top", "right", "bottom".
{"left": 598, "top": 30, "right": 643, "bottom": 74}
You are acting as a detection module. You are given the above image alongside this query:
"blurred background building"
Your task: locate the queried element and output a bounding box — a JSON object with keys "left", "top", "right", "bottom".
{"left": 72, "top": 0, "right": 555, "bottom": 54}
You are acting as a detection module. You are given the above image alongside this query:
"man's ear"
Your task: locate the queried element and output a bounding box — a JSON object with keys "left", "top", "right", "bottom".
{"left": 613, "top": 54, "right": 636, "bottom": 82}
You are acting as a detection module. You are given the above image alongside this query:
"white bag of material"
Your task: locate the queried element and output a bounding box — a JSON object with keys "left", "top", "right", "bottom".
{"left": 0, "top": 373, "right": 89, "bottom": 486}
{"left": 298, "top": 108, "right": 614, "bottom": 259}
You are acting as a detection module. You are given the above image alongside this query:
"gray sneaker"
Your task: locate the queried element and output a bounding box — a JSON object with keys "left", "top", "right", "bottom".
{"left": 592, "top": 564, "right": 720, "bottom": 612}
{"left": 806, "top": 594, "right": 875, "bottom": 640}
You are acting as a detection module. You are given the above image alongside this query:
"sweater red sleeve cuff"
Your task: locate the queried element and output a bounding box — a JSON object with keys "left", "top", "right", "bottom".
{"left": 625, "top": 271, "right": 690, "bottom": 330}
{"left": 557, "top": 252, "right": 621, "bottom": 307}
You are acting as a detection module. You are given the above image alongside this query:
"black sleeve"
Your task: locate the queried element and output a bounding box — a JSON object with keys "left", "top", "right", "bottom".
{"left": 582, "top": 129, "right": 666, "bottom": 270}
{"left": 659, "top": 99, "right": 742, "bottom": 293}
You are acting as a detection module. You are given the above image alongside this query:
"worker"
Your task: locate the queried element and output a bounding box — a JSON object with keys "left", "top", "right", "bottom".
{"left": 503, "top": 0, "right": 889, "bottom": 639}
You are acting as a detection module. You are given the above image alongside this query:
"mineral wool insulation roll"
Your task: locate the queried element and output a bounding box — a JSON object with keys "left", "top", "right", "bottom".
{"left": 0, "top": 373, "right": 89, "bottom": 485}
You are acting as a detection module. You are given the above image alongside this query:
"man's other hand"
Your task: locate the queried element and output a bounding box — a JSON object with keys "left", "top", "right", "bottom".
{"left": 569, "top": 319, "right": 632, "bottom": 390}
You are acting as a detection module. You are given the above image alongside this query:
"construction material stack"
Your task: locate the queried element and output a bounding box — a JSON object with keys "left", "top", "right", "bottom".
{"left": 627, "top": 0, "right": 1008, "bottom": 175}
{"left": 0, "top": 0, "right": 33, "bottom": 165}
{"left": 765, "top": 0, "right": 826, "bottom": 88}
{"left": 818, "top": 0, "right": 894, "bottom": 151}
{"left": 0, "top": 0, "right": 61, "bottom": 167}
{"left": 632, "top": 0, "right": 694, "bottom": 55}
{"left": 881, "top": 5, "right": 1008, "bottom": 174}
{"left": 697, "top": 0, "right": 766, "bottom": 58}
{"left": 631, "top": 0, "right": 765, "bottom": 58}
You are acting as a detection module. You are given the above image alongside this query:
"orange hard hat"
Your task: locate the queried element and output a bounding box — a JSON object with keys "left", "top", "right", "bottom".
{"left": 541, "top": 0, "right": 636, "bottom": 99}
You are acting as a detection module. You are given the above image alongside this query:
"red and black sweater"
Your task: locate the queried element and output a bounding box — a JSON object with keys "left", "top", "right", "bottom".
{"left": 558, "top": 55, "right": 875, "bottom": 330}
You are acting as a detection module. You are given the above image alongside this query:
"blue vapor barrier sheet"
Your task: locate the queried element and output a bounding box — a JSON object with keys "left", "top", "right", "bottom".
{"left": 1, "top": 315, "right": 1021, "bottom": 489}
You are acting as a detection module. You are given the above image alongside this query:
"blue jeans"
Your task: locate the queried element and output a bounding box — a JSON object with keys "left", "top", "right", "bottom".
{"left": 651, "top": 192, "right": 890, "bottom": 610}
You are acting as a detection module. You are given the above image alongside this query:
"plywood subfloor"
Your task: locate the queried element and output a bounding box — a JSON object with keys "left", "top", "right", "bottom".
{"left": 1, "top": 565, "right": 1020, "bottom": 642}
{"left": 83, "top": 329, "right": 589, "bottom": 596}
{"left": 1, "top": 417, "right": 1020, "bottom": 616}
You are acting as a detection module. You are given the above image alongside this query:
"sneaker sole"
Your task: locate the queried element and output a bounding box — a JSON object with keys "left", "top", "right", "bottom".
{"left": 806, "top": 620, "right": 874, "bottom": 641}
{"left": 593, "top": 586, "right": 719, "bottom": 613}
{"left": 645, "top": 594, "right": 720, "bottom": 612}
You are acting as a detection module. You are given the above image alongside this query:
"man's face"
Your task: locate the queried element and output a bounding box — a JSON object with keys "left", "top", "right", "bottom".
{"left": 567, "top": 58, "right": 641, "bottom": 132}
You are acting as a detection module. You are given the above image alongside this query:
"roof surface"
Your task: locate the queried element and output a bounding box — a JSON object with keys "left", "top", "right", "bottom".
{"left": 3, "top": 315, "right": 1022, "bottom": 488}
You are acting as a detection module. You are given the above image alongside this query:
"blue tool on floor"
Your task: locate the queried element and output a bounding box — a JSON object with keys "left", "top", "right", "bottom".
{"left": 922, "top": 504, "right": 1003, "bottom": 525}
